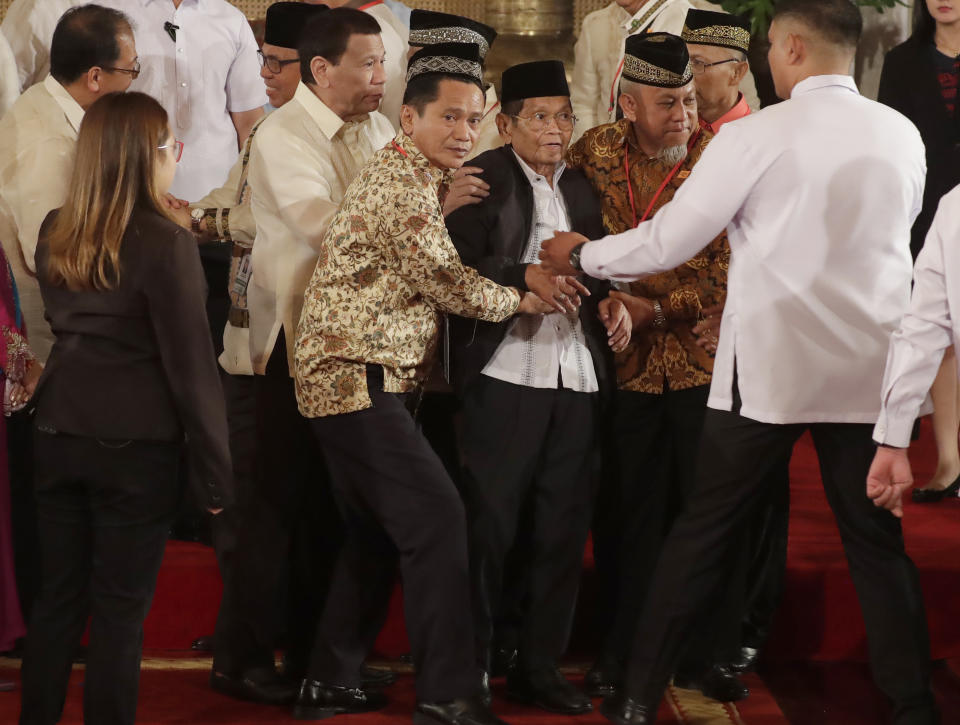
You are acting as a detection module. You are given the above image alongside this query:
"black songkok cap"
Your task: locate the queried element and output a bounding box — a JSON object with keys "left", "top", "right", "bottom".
{"left": 409, "top": 10, "right": 497, "bottom": 61}
{"left": 264, "top": 1, "right": 328, "bottom": 50}
{"left": 622, "top": 32, "right": 693, "bottom": 88}
{"left": 405, "top": 42, "right": 484, "bottom": 85}
{"left": 682, "top": 9, "right": 751, "bottom": 54}
{"left": 501, "top": 60, "right": 569, "bottom": 104}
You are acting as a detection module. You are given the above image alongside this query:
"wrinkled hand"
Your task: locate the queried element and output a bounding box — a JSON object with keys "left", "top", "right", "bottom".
{"left": 442, "top": 166, "right": 489, "bottom": 217}
{"left": 539, "top": 231, "right": 589, "bottom": 276}
{"left": 866, "top": 445, "right": 913, "bottom": 518}
{"left": 692, "top": 303, "right": 723, "bottom": 353}
{"left": 524, "top": 264, "right": 590, "bottom": 314}
{"left": 517, "top": 290, "right": 556, "bottom": 315}
{"left": 608, "top": 290, "right": 655, "bottom": 330}
{"left": 598, "top": 296, "right": 631, "bottom": 352}
{"left": 162, "top": 193, "right": 190, "bottom": 210}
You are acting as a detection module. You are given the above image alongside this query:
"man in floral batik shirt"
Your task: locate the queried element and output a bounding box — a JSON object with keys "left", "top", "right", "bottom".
{"left": 292, "top": 42, "right": 549, "bottom": 725}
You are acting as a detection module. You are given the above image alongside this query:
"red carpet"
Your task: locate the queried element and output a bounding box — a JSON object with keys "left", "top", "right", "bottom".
{"left": 137, "top": 418, "right": 960, "bottom": 664}
{"left": 0, "top": 657, "right": 788, "bottom": 724}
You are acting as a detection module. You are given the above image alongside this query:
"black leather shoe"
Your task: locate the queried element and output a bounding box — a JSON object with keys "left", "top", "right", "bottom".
{"left": 191, "top": 635, "right": 214, "bottom": 653}
{"left": 600, "top": 694, "right": 652, "bottom": 724}
{"left": 673, "top": 664, "right": 749, "bottom": 702}
{"left": 490, "top": 646, "right": 518, "bottom": 677}
{"left": 506, "top": 667, "right": 592, "bottom": 714}
{"left": 292, "top": 679, "right": 388, "bottom": 720}
{"left": 478, "top": 670, "right": 492, "bottom": 708}
{"left": 210, "top": 667, "right": 297, "bottom": 705}
{"left": 414, "top": 697, "right": 508, "bottom": 725}
{"left": 585, "top": 658, "right": 623, "bottom": 697}
{"left": 360, "top": 665, "right": 397, "bottom": 688}
{"left": 911, "top": 473, "right": 960, "bottom": 503}
{"left": 729, "top": 646, "right": 760, "bottom": 674}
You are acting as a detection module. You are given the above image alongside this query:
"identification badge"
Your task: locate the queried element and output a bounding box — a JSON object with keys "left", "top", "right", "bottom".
{"left": 232, "top": 253, "right": 252, "bottom": 296}
{"left": 677, "top": 170, "right": 690, "bottom": 179}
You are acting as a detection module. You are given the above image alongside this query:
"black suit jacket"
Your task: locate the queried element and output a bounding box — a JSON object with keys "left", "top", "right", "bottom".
{"left": 445, "top": 145, "right": 612, "bottom": 395}
{"left": 34, "top": 206, "right": 233, "bottom": 510}
{"left": 879, "top": 36, "right": 960, "bottom": 257}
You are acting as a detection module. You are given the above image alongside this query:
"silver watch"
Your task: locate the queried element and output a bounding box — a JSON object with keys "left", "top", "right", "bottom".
{"left": 652, "top": 300, "right": 667, "bottom": 328}
{"left": 569, "top": 242, "right": 585, "bottom": 272}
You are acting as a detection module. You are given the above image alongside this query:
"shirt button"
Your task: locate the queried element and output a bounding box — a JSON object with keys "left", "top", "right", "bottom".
{"left": 180, "top": 82, "right": 187, "bottom": 87}
{"left": 177, "top": 48, "right": 184, "bottom": 54}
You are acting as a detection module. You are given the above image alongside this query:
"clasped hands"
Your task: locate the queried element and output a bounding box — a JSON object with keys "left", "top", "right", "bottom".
{"left": 517, "top": 264, "right": 631, "bottom": 353}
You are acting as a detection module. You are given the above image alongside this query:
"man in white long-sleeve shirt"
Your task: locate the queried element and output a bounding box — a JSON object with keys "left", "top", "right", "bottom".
{"left": 539, "top": 1, "right": 937, "bottom": 723}
{"left": 870, "top": 186, "right": 960, "bottom": 513}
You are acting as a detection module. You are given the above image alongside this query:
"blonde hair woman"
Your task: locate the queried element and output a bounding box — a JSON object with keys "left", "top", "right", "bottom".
{"left": 19, "top": 92, "right": 232, "bottom": 725}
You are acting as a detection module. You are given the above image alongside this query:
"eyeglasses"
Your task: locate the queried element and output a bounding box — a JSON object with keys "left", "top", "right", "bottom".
{"left": 257, "top": 49, "right": 299, "bottom": 74}
{"left": 690, "top": 58, "right": 742, "bottom": 76}
{"left": 509, "top": 111, "right": 578, "bottom": 132}
{"left": 102, "top": 60, "right": 141, "bottom": 79}
{"left": 158, "top": 139, "right": 184, "bottom": 163}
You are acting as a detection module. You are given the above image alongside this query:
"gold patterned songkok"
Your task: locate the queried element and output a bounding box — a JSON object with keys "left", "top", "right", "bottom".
{"left": 622, "top": 32, "right": 693, "bottom": 89}
{"left": 681, "top": 9, "right": 752, "bottom": 54}
{"left": 408, "top": 9, "right": 497, "bottom": 61}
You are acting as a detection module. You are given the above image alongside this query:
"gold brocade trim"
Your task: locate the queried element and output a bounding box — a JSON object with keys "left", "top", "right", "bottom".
{"left": 681, "top": 23, "right": 751, "bottom": 53}
{"left": 629, "top": 0, "right": 669, "bottom": 34}
{"left": 622, "top": 55, "right": 693, "bottom": 87}
{"left": 408, "top": 27, "right": 490, "bottom": 59}
{"left": 406, "top": 55, "right": 483, "bottom": 83}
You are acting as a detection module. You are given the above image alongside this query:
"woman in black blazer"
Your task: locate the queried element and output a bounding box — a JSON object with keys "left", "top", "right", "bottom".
{"left": 18, "top": 92, "right": 232, "bottom": 725}
{"left": 879, "top": 1, "right": 960, "bottom": 503}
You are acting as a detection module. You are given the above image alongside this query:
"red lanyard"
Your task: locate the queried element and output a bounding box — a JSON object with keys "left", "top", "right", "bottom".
{"left": 608, "top": 57, "right": 626, "bottom": 114}
{"left": 358, "top": 0, "right": 383, "bottom": 9}
{"left": 482, "top": 101, "right": 500, "bottom": 120}
{"left": 624, "top": 127, "right": 701, "bottom": 228}
{"left": 391, "top": 140, "right": 408, "bottom": 158}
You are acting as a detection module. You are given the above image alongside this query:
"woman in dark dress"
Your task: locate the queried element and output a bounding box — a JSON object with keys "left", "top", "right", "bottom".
{"left": 18, "top": 92, "right": 232, "bottom": 725}
{"left": 879, "top": 0, "right": 960, "bottom": 502}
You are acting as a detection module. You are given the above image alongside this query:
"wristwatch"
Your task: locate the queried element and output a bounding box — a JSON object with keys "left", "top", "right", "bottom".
{"left": 569, "top": 242, "right": 586, "bottom": 272}
{"left": 190, "top": 207, "right": 205, "bottom": 235}
{"left": 652, "top": 300, "right": 667, "bottom": 329}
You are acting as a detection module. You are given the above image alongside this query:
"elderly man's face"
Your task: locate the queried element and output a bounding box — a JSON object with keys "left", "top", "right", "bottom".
{"left": 620, "top": 80, "right": 696, "bottom": 154}
{"left": 687, "top": 42, "right": 745, "bottom": 121}
{"left": 498, "top": 96, "right": 574, "bottom": 172}
{"left": 260, "top": 42, "right": 300, "bottom": 107}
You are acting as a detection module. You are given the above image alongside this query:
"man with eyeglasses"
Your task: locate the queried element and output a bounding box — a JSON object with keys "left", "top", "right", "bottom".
{"left": 563, "top": 32, "right": 741, "bottom": 702}
{"left": 445, "top": 60, "right": 631, "bottom": 716}
{"left": 0, "top": 1, "right": 136, "bottom": 657}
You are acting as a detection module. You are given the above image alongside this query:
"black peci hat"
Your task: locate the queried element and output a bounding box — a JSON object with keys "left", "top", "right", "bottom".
{"left": 622, "top": 32, "right": 693, "bottom": 88}
{"left": 405, "top": 42, "right": 484, "bottom": 85}
{"left": 501, "top": 60, "right": 569, "bottom": 105}
{"left": 264, "top": 1, "right": 328, "bottom": 50}
{"left": 409, "top": 10, "right": 497, "bottom": 61}
{"left": 682, "top": 9, "right": 751, "bottom": 54}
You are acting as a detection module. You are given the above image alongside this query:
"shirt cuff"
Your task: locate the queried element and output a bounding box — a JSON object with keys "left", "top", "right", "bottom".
{"left": 872, "top": 411, "right": 915, "bottom": 449}
{"left": 580, "top": 240, "right": 604, "bottom": 279}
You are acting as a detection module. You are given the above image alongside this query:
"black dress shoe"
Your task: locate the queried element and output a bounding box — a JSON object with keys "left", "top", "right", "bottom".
{"left": 729, "top": 646, "right": 760, "bottom": 674}
{"left": 292, "top": 679, "right": 388, "bottom": 720}
{"left": 490, "top": 647, "right": 518, "bottom": 677}
{"left": 191, "top": 636, "right": 214, "bottom": 653}
{"left": 478, "top": 670, "right": 492, "bottom": 708}
{"left": 600, "top": 694, "right": 652, "bottom": 724}
{"left": 506, "top": 667, "right": 593, "bottom": 714}
{"left": 414, "top": 697, "right": 508, "bottom": 725}
{"left": 210, "top": 667, "right": 297, "bottom": 705}
{"left": 911, "top": 473, "right": 960, "bottom": 503}
{"left": 585, "top": 658, "right": 623, "bottom": 697}
{"left": 673, "top": 664, "right": 749, "bottom": 702}
{"left": 360, "top": 665, "right": 397, "bottom": 688}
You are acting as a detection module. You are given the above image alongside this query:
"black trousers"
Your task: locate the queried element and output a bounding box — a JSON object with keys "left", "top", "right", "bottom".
{"left": 213, "top": 333, "right": 341, "bottom": 677}
{"left": 19, "top": 431, "right": 180, "bottom": 725}
{"left": 307, "top": 367, "right": 476, "bottom": 703}
{"left": 460, "top": 376, "right": 597, "bottom": 673}
{"left": 624, "top": 410, "right": 936, "bottom": 724}
{"left": 8, "top": 409, "right": 39, "bottom": 626}
{"left": 594, "top": 385, "right": 738, "bottom": 666}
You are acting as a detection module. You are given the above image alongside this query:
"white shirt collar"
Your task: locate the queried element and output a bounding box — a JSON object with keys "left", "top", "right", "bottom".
{"left": 512, "top": 149, "right": 565, "bottom": 189}
{"left": 293, "top": 82, "right": 346, "bottom": 141}
{"left": 143, "top": 0, "right": 203, "bottom": 7}
{"left": 43, "top": 74, "right": 84, "bottom": 134}
{"left": 790, "top": 74, "right": 859, "bottom": 99}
